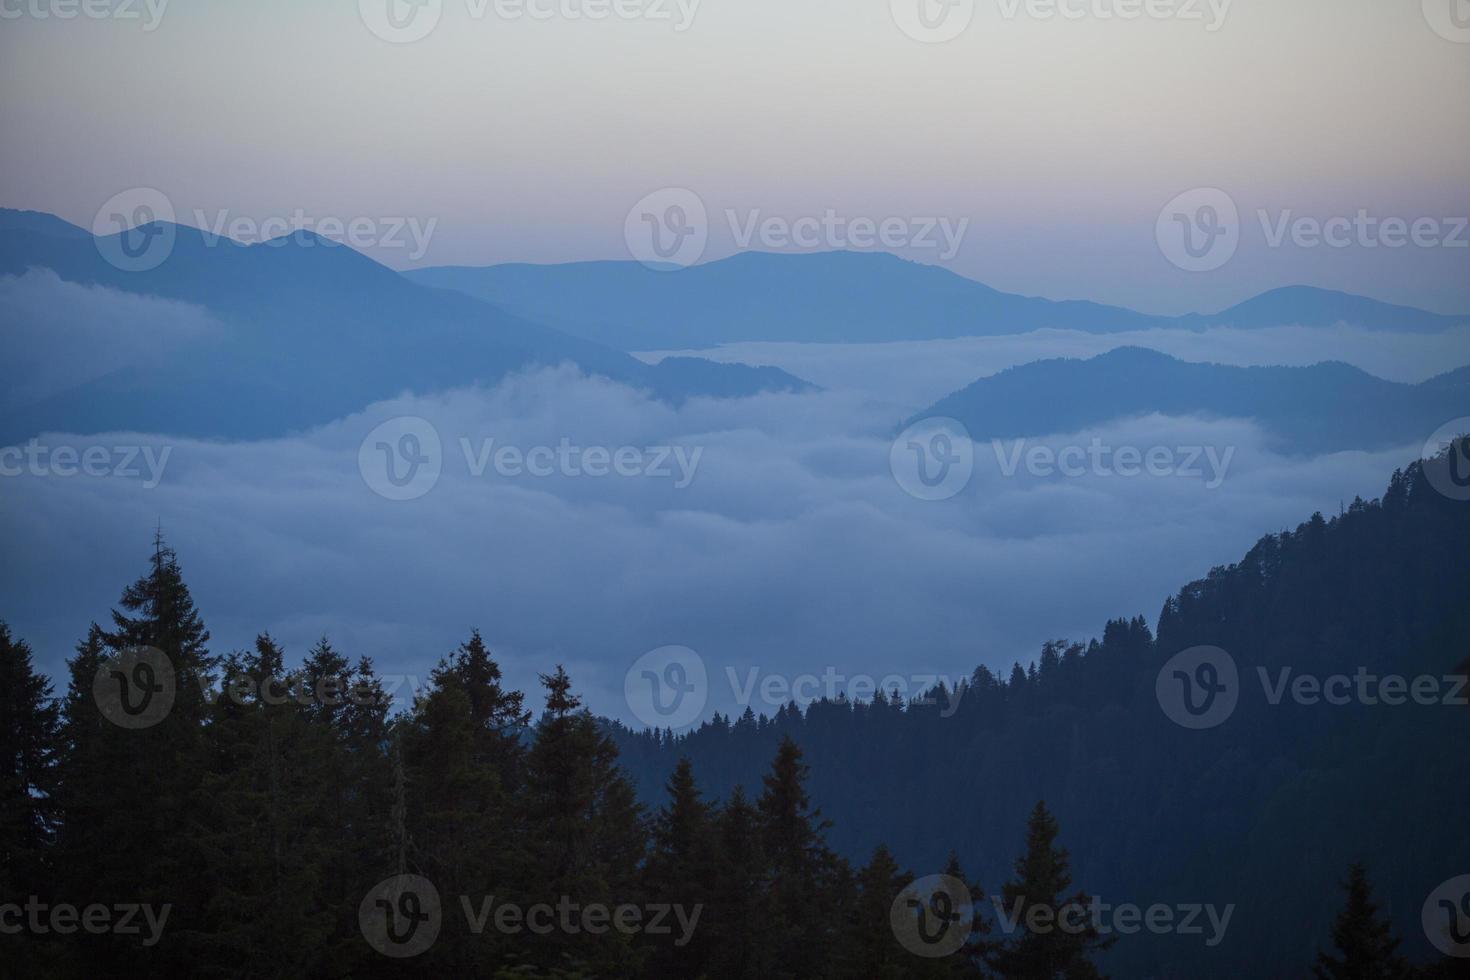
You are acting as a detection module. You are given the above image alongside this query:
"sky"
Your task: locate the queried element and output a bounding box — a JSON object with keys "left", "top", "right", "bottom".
{"left": 2, "top": 0, "right": 1469, "bottom": 313}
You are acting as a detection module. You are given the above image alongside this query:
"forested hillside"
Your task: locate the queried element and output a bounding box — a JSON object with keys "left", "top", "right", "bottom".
{"left": 2, "top": 447, "right": 1466, "bottom": 977}
{"left": 613, "top": 449, "right": 1470, "bottom": 977}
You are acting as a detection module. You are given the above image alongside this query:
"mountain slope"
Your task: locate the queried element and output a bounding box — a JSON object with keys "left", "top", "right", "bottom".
{"left": 410, "top": 251, "right": 1469, "bottom": 349}
{"left": 0, "top": 214, "right": 811, "bottom": 443}
{"left": 1184, "top": 284, "right": 1467, "bottom": 332}
{"left": 911, "top": 346, "right": 1470, "bottom": 454}
{"left": 610, "top": 452, "right": 1470, "bottom": 977}
{"left": 408, "top": 251, "right": 1171, "bottom": 348}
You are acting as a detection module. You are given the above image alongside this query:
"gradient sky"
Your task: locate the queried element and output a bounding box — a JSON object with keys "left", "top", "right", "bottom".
{"left": 2, "top": 0, "right": 1468, "bottom": 314}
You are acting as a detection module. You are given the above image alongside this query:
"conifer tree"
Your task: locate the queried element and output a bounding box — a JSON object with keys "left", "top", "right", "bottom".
{"left": 986, "top": 801, "right": 1112, "bottom": 980}
{"left": 704, "top": 784, "right": 770, "bottom": 980}
{"left": 0, "top": 624, "right": 62, "bottom": 974}
{"left": 56, "top": 537, "right": 216, "bottom": 974}
{"left": 1312, "top": 863, "right": 1410, "bottom": 980}
{"left": 429, "top": 629, "right": 529, "bottom": 785}
{"left": 0, "top": 623, "right": 59, "bottom": 896}
{"left": 399, "top": 638, "right": 526, "bottom": 972}
{"left": 836, "top": 844, "right": 913, "bottom": 979}
{"left": 192, "top": 634, "right": 348, "bottom": 976}
{"left": 399, "top": 682, "right": 494, "bottom": 970}
{"left": 520, "top": 666, "right": 647, "bottom": 975}
{"left": 944, "top": 850, "right": 989, "bottom": 979}
{"left": 104, "top": 531, "right": 215, "bottom": 721}
{"left": 756, "top": 737, "right": 840, "bottom": 979}
{"left": 643, "top": 758, "right": 718, "bottom": 977}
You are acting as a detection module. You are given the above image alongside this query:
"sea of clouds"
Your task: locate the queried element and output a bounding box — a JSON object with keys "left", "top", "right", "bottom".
{"left": 0, "top": 344, "right": 1435, "bottom": 725}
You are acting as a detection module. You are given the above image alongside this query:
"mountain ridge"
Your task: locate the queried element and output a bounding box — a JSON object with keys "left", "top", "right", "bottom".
{"left": 908, "top": 346, "right": 1470, "bottom": 455}
{"left": 410, "top": 249, "right": 1470, "bottom": 349}
{"left": 0, "top": 213, "right": 814, "bottom": 444}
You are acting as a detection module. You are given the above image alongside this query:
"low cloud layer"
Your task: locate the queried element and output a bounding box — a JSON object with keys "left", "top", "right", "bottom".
{"left": 641, "top": 324, "right": 1470, "bottom": 415}
{"left": 0, "top": 268, "right": 223, "bottom": 408}
{"left": 0, "top": 362, "right": 1425, "bottom": 727}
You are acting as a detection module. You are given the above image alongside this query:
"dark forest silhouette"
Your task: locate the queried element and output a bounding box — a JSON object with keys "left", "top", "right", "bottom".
{"left": 2, "top": 449, "right": 1467, "bottom": 978}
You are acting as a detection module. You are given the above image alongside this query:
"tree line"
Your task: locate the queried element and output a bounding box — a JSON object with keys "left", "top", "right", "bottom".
{"left": 3, "top": 450, "right": 1468, "bottom": 977}
{"left": 609, "top": 455, "right": 1470, "bottom": 976}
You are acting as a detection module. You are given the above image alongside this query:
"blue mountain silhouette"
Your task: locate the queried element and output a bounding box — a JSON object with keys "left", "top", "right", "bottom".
{"left": 0, "top": 210, "right": 812, "bottom": 442}
{"left": 911, "top": 346, "right": 1470, "bottom": 454}
{"left": 411, "top": 251, "right": 1468, "bottom": 349}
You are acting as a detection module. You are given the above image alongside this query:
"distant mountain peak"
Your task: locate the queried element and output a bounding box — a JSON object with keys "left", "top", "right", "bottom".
{"left": 1198, "top": 284, "right": 1466, "bottom": 331}
{"left": 912, "top": 347, "right": 1461, "bottom": 455}
{"left": 0, "top": 208, "right": 90, "bottom": 239}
